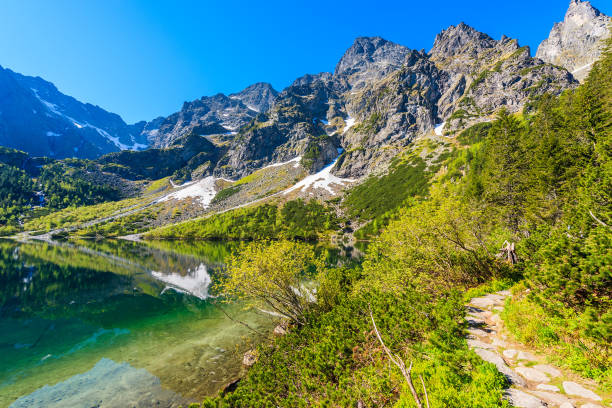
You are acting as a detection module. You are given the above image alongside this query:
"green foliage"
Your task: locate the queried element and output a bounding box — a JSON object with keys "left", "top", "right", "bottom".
{"left": 38, "top": 162, "right": 120, "bottom": 210}
{"left": 211, "top": 185, "right": 242, "bottom": 204}
{"left": 457, "top": 122, "right": 492, "bottom": 146}
{"left": 146, "top": 199, "right": 339, "bottom": 241}
{"left": 218, "top": 241, "right": 322, "bottom": 326}
{"left": 0, "top": 163, "right": 36, "bottom": 225}
{"left": 502, "top": 291, "right": 611, "bottom": 388}
{"left": 344, "top": 157, "right": 430, "bottom": 221}
{"left": 196, "top": 240, "right": 509, "bottom": 407}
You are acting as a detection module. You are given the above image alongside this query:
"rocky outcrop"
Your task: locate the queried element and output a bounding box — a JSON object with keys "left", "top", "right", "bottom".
{"left": 335, "top": 37, "right": 412, "bottom": 89}
{"left": 431, "top": 23, "right": 577, "bottom": 132}
{"left": 229, "top": 82, "right": 278, "bottom": 113}
{"left": 148, "top": 83, "right": 279, "bottom": 148}
{"left": 537, "top": 0, "right": 611, "bottom": 82}
{"left": 98, "top": 132, "right": 221, "bottom": 181}
{"left": 213, "top": 73, "right": 344, "bottom": 179}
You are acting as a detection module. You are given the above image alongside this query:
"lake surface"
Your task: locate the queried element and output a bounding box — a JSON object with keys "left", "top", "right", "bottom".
{"left": 0, "top": 239, "right": 272, "bottom": 408}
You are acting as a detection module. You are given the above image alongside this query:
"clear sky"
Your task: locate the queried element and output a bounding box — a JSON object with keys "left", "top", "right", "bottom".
{"left": 0, "top": 0, "right": 609, "bottom": 123}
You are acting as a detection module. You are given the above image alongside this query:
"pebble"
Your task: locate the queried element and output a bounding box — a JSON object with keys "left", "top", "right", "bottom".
{"left": 466, "top": 317, "right": 485, "bottom": 327}
{"left": 471, "top": 295, "right": 505, "bottom": 310}
{"left": 467, "top": 328, "right": 491, "bottom": 338}
{"left": 515, "top": 367, "right": 550, "bottom": 383}
{"left": 492, "top": 338, "right": 507, "bottom": 347}
{"left": 562, "top": 381, "right": 602, "bottom": 401}
{"left": 536, "top": 384, "right": 560, "bottom": 392}
{"left": 504, "top": 389, "right": 547, "bottom": 408}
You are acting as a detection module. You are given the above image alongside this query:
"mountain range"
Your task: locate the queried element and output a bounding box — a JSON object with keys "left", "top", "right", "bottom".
{"left": 0, "top": 0, "right": 608, "bottom": 181}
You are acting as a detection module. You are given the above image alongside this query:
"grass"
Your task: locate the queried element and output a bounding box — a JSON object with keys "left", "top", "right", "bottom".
{"left": 23, "top": 196, "right": 152, "bottom": 231}
{"left": 501, "top": 284, "right": 612, "bottom": 391}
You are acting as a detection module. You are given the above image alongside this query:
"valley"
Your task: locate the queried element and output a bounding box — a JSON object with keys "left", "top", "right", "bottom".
{"left": 0, "top": 1, "right": 610, "bottom": 407}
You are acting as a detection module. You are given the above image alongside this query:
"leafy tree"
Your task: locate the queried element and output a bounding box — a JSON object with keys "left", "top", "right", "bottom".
{"left": 218, "top": 241, "right": 323, "bottom": 326}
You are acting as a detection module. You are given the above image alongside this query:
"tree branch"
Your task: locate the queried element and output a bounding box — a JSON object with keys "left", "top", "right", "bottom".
{"left": 369, "top": 306, "right": 423, "bottom": 408}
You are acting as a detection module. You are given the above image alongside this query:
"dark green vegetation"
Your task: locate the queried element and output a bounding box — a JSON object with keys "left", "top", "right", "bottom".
{"left": 211, "top": 185, "right": 242, "bottom": 204}
{"left": 0, "top": 150, "right": 120, "bottom": 232}
{"left": 146, "top": 199, "right": 339, "bottom": 241}
{"left": 98, "top": 132, "right": 220, "bottom": 182}
{"left": 344, "top": 156, "right": 430, "bottom": 221}
{"left": 188, "top": 41, "right": 611, "bottom": 407}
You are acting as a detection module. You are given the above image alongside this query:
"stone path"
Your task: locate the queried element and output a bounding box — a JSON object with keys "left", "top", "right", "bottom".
{"left": 466, "top": 291, "right": 610, "bottom": 408}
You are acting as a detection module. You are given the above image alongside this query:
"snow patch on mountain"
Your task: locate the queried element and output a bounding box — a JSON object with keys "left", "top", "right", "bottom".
{"left": 283, "top": 152, "right": 354, "bottom": 195}
{"left": 158, "top": 176, "right": 218, "bottom": 208}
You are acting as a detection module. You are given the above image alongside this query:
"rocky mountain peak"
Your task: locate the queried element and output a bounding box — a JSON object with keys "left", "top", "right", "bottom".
{"left": 229, "top": 82, "right": 278, "bottom": 113}
{"left": 536, "top": 0, "right": 610, "bottom": 82}
{"left": 429, "top": 22, "right": 497, "bottom": 60}
{"left": 334, "top": 36, "right": 411, "bottom": 89}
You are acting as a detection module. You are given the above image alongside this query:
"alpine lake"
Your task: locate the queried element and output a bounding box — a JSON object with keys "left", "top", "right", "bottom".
{"left": 0, "top": 238, "right": 278, "bottom": 407}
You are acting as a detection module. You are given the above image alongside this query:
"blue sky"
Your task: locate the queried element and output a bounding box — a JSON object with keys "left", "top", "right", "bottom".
{"left": 1, "top": 0, "right": 609, "bottom": 123}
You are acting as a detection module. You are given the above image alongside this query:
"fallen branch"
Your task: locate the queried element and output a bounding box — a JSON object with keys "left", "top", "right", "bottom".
{"left": 213, "top": 301, "right": 266, "bottom": 336}
{"left": 589, "top": 210, "right": 610, "bottom": 229}
{"left": 369, "top": 306, "right": 428, "bottom": 408}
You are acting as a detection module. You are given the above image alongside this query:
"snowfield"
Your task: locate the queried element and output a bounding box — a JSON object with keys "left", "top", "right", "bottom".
{"left": 159, "top": 176, "right": 217, "bottom": 208}
{"left": 283, "top": 152, "right": 354, "bottom": 195}
{"left": 434, "top": 122, "right": 446, "bottom": 136}
{"left": 260, "top": 156, "right": 302, "bottom": 170}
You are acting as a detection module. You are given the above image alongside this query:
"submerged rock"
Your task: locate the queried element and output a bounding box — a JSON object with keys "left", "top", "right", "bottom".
{"left": 9, "top": 358, "right": 188, "bottom": 408}
{"left": 243, "top": 350, "right": 258, "bottom": 367}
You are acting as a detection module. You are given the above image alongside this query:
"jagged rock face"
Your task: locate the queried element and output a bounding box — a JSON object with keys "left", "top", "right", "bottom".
{"left": 0, "top": 66, "right": 148, "bottom": 159}
{"left": 536, "top": 0, "right": 610, "bottom": 82}
{"left": 151, "top": 93, "right": 257, "bottom": 147}
{"left": 336, "top": 51, "right": 443, "bottom": 177}
{"left": 335, "top": 37, "right": 412, "bottom": 89}
{"left": 149, "top": 83, "right": 279, "bottom": 148}
{"left": 430, "top": 22, "right": 498, "bottom": 67}
{"left": 430, "top": 24, "right": 577, "bottom": 131}
{"left": 229, "top": 82, "right": 278, "bottom": 113}
{"left": 130, "top": 116, "right": 165, "bottom": 146}
{"left": 214, "top": 25, "right": 578, "bottom": 180}
{"left": 213, "top": 74, "right": 344, "bottom": 179}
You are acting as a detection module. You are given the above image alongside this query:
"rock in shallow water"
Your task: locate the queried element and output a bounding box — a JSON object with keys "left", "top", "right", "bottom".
{"left": 9, "top": 358, "right": 187, "bottom": 408}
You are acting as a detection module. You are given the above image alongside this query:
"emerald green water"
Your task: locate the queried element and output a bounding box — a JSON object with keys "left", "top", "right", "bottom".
{"left": 0, "top": 239, "right": 273, "bottom": 408}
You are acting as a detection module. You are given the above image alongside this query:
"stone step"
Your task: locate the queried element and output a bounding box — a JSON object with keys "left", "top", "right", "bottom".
{"left": 473, "top": 348, "right": 526, "bottom": 387}
{"left": 562, "top": 381, "right": 602, "bottom": 402}
{"left": 504, "top": 388, "right": 547, "bottom": 408}
{"left": 515, "top": 366, "right": 550, "bottom": 383}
